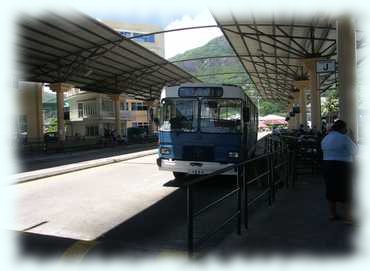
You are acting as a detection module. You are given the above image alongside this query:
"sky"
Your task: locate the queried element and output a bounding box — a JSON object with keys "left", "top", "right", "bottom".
{"left": 83, "top": 8, "right": 222, "bottom": 59}
{"left": 163, "top": 11, "right": 222, "bottom": 59}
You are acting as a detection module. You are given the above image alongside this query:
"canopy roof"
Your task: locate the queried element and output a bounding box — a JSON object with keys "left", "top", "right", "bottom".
{"left": 17, "top": 10, "right": 200, "bottom": 100}
{"left": 259, "top": 114, "right": 285, "bottom": 121}
{"left": 211, "top": 11, "right": 362, "bottom": 103}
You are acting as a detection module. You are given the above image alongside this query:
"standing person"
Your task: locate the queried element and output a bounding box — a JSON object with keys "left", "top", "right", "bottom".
{"left": 321, "top": 119, "right": 328, "bottom": 136}
{"left": 321, "top": 120, "right": 357, "bottom": 223}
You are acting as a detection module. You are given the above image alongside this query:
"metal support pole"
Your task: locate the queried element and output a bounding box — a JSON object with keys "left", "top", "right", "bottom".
{"left": 287, "top": 149, "right": 292, "bottom": 188}
{"left": 112, "top": 95, "right": 122, "bottom": 137}
{"left": 243, "top": 164, "right": 248, "bottom": 229}
{"left": 187, "top": 186, "right": 194, "bottom": 257}
{"left": 236, "top": 166, "right": 242, "bottom": 235}
{"left": 304, "top": 59, "right": 321, "bottom": 130}
{"left": 299, "top": 89, "right": 307, "bottom": 126}
{"left": 268, "top": 155, "right": 272, "bottom": 206}
{"left": 292, "top": 149, "right": 297, "bottom": 187}
{"left": 56, "top": 89, "right": 65, "bottom": 142}
{"left": 50, "top": 83, "right": 73, "bottom": 143}
{"left": 271, "top": 152, "right": 276, "bottom": 202}
{"left": 264, "top": 136, "right": 268, "bottom": 153}
{"left": 285, "top": 146, "right": 289, "bottom": 188}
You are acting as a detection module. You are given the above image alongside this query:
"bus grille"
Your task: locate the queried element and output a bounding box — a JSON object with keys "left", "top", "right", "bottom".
{"left": 183, "top": 146, "right": 214, "bottom": 162}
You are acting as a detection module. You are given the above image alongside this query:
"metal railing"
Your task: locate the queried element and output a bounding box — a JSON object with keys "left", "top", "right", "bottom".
{"left": 182, "top": 135, "right": 293, "bottom": 257}
{"left": 279, "top": 135, "right": 322, "bottom": 186}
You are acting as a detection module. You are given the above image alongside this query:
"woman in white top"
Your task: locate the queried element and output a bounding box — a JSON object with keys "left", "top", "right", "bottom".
{"left": 321, "top": 120, "right": 357, "bottom": 223}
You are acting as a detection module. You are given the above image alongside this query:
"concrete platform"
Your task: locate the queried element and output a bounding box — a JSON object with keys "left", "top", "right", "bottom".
{"left": 212, "top": 174, "right": 354, "bottom": 256}
{"left": 16, "top": 171, "right": 354, "bottom": 259}
{"left": 13, "top": 132, "right": 353, "bottom": 258}
{"left": 12, "top": 148, "right": 157, "bottom": 184}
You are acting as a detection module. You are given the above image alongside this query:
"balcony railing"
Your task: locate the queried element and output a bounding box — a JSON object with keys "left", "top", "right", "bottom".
{"left": 68, "top": 109, "right": 148, "bottom": 121}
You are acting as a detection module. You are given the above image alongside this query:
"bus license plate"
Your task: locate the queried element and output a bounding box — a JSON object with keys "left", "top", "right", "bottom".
{"left": 189, "top": 169, "right": 204, "bottom": 175}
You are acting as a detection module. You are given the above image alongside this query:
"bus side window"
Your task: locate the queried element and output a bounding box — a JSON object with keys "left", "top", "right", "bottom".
{"left": 243, "top": 107, "right": 250, "bottom": 123}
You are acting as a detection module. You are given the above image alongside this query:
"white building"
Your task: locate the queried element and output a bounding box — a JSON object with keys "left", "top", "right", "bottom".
{"left": 65, "top": 92, "right": 150, "bottom": 138}
{"left": 64, "top": 21, "right": 164, "bottom": 138}
{"left": 102, "top": 20, "right": 165, "bottom": 57}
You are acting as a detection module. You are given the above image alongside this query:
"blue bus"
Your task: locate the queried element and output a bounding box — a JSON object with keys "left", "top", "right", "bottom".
{"left": 156, "top": 83, "right": 258, "bottom": 178}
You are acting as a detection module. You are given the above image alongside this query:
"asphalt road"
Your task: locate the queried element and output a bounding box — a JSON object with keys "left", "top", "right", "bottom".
{"left": 9, "top": 155, "right": 176, "bottom": 240}
{"left": 9, "top": 133, "right": 272, "bottom": 258}
{"left": 9, "top": 154, "right": 255, "bottom": 258}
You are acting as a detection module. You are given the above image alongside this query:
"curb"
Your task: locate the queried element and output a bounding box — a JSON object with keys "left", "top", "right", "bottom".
{"left": 20, "top": 143, "right": 158, "bottom": 164}
{"left": 12, "top": 148, "right": 158, "bottom": 185}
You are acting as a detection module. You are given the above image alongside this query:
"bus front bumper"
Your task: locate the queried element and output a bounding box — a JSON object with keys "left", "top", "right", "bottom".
{"left": 157, "top": 158, "right": 236, "bottom": 175}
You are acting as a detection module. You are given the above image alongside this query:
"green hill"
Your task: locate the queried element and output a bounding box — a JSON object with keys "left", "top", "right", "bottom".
{"left": 169, "top": 36, "right": 286, "bottom": 115}
{"left": 169, "top": 36, "right": 250, "bottom": 86}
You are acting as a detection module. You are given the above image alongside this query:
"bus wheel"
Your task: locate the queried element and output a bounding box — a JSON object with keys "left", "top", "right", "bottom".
{"left": 173, "top": 172, "right": 186, "bottom": 179}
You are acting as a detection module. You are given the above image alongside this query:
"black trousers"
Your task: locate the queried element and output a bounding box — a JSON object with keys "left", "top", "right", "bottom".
{"left": 322, "top": 160, "right": 352, "bottom": 203}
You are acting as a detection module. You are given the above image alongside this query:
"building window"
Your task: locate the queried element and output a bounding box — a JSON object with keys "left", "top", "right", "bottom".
{"left": 85, "top": 126, "right": 98, "bottom": 136}
{"left": 120, "top": 102, "right": 128, "bottom": 111}
{"left": 131, "top": 102, "right": 137, "bottom": 111}
{"left": 131, "top": 102, "right": 147, "bottom": 111}
{"left": 83, "top": 103, "right": 97, "bottom": 116}
{"left": 132, "top": 32, "right": 155, "bottom": 43}
{"left": 102, "top": 99, "right": 113, "bottom": 112}
{"left": 78, "top": 103, "right": 83, "bottom": 118}
{"left": 118, "top": 31, "right": 155, "bottom": 43}
{"left": 119, "top": 31, "right": 132, "bottom": 38}
{"left": 132, "top": 122, "right": 149, "bottom": 128}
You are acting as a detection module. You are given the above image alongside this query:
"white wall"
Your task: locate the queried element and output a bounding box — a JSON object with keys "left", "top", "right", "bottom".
{"left": 18, "top": 82, "right": 43, "bottom": 142}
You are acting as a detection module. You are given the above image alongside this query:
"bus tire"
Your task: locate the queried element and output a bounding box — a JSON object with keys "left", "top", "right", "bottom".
{"left": 173, "top": 172, "right": 186, "bottom": 179}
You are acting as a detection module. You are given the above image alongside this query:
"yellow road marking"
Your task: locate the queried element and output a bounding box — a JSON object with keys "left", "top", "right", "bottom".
{"left": 61, "top": 240, "right": 97, "bottom": 261}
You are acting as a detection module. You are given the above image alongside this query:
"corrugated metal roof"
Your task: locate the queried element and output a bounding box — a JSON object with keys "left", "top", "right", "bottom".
{"left": 211, "top": 10, "right": 347, "bottom": 103}
{"left": 17, "top": 10, "right": 200, "bottom": 100}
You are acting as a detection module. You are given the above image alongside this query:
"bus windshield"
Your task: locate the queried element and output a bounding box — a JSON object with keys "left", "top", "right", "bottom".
{"left": 160, "top": 99, "right": 198, "bottom": 132}
{"left": 200, "top": 99, "right": 242, "bottom": 133}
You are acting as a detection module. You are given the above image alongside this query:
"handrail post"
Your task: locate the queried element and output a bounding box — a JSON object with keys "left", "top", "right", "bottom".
{"left": 288, "top": 149, "right": 292, "bottom": 187}
{"left": 292, "top": 147, "right": 297, "bottom": 187}
{"left": 286, "top": 144, "right": 290, "bottom": 188}
{"left": 236, "top": 166, "right": 242, "bottom": 235}
{"left": 269, "top": 136, "right": 272, "bottom": 153}
{"left": 267, "top": 154, "right": 272, "bottom": 206}
{"left": 243, "top": 163, "right": 248, "bottom": 229}
{"left": 271, "top": 151, "right": 276, "bottom": 203}
{"left": 187, "top": 185, "right": 194, "bottom": 257}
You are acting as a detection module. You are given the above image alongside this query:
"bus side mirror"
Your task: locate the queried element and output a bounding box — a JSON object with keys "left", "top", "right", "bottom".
{"left": 243, "top": 107, "right": 250, "bottom": 123}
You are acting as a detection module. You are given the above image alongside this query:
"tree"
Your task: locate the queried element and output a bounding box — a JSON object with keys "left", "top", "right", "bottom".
{"left": 259, "top": 100, "right": 286, "bottom": 116}
{"left": 47, "top": 118, "right": 58, "bottom": 132}
{"left": 322, "top": 88, "right": 339, "bottom": 116}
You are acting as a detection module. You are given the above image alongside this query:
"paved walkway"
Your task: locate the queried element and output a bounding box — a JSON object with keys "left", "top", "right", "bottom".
{"left": 18, "top": 172, "right": 354, "bottom": 258}
{"left": 18, "top": 142, "right": 157, "bottom": 172}
{"left": 212, "top": 174, "right": 354, "bottom": 256}
{"left": 12, "top": 145, "right": 157, "bottom": 184}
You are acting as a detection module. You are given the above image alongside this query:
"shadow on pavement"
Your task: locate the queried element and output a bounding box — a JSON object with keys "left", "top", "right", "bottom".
{"left": 17, "top": 175, "right": 354, "bottom": 259}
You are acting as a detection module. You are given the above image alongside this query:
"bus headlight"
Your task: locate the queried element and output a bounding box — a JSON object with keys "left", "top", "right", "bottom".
{"left": 160, "top": 147, "right": 172, "bottom": 155}
{"left": 228, "top": 152, "right": 239, "bottom": 158}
